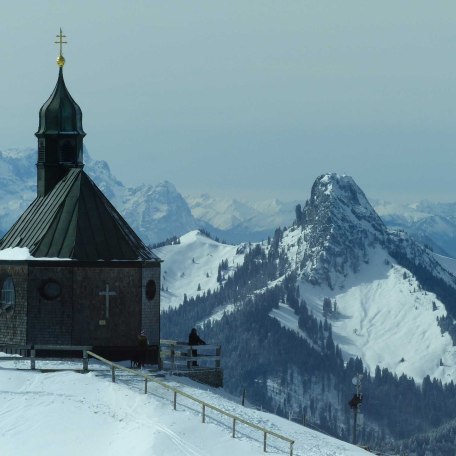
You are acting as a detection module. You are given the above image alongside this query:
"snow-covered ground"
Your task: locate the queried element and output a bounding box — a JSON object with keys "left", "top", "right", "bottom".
{"left": 0, "top": 358, "right": 368, "bottom": 456}
{"left": 296, "top": 248, "right": 456, "bottom": 383}
{"left": 156, "top": 231, "right": 245, "bottom": 310}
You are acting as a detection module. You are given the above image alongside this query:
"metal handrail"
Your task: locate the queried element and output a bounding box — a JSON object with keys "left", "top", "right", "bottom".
{"left": 87, "top": 351, "right": 294, "bottom": 455}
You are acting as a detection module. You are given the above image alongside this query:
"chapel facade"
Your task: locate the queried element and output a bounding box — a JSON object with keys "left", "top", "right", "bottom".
{"left": 0, "top": 31, "right": 161, "bottom": 361}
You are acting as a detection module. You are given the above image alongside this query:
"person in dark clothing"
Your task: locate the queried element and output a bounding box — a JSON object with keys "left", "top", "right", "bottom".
{"left": 189, "top": 328, "right": 205, "bottom": 345}
{"left": 188, "top": 328, "right": 206, "bottom": 366}
{"left": 137, "top": 329, "right": 148, "bottom": 369}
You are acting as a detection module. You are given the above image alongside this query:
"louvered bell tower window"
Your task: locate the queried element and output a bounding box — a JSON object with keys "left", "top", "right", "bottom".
{"left": 60, "top": 139, "right": 76, "bottom": 163}
{"left": 38, "top": 139, "right": 45, "bottom": 162}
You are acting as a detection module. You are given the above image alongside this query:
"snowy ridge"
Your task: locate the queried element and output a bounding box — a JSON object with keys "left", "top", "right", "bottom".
{"left": 156, "top": 230, "right": 245, "bottom": 310}
{"left": 376, "top": 199, "right": 456, "bottom": 257}
{"left": 160, "top": 173, "right": 456, "bottom": 386}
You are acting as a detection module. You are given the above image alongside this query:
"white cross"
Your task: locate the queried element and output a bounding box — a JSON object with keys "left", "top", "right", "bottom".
{"left": 99, "top": 283, "right": 116, "bottom": 319}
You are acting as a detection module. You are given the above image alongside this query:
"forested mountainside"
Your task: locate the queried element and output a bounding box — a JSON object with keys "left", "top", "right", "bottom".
{"left": 161, "top": 174, "right": 456, "bottom": 455}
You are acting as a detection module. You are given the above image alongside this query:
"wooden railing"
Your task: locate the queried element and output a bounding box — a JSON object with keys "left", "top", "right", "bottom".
{"left": 0, "top": 345, "right": 91, "bottom": 371}
{"left": 87, "top": 351, "right": 294, "bottom": 455}
{"left": 160, "top": 339, "right": 221, "bottom": 370}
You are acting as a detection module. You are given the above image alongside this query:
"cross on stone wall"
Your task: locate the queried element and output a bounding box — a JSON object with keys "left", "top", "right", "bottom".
{"left": 99, "top": 283, "right": 116, "bottom": 319}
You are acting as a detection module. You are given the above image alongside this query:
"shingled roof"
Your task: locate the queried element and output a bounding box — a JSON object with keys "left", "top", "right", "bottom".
{"left": 0, "top": 168, "right": 158, "bottom": 261}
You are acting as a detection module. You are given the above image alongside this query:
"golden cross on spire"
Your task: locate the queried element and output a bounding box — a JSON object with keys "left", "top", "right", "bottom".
{"left": 54, "top": 28, "right": 67, "bottom": 68}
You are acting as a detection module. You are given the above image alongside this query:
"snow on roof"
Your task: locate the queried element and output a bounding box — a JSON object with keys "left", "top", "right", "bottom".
{"left": 0, "top": 247, "right": 70, "bottom": 261}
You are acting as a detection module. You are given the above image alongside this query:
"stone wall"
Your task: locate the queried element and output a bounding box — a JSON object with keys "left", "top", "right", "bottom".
{"left": 0, "top": 262, "right": 28, "bottom": 345}
{"left": 175, "top": 369, "right": 224, "bottom": 388}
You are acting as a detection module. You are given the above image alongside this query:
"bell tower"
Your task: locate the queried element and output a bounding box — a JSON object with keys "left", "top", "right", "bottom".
{"left": 35, "top": 29, "right": 86, "bottom": 197}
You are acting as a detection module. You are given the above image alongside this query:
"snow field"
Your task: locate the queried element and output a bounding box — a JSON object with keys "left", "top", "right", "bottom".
{"left": 297, "top": 248, "right": 456, "bottom": 383}
{"left": 0, "top": 360, "right": 368, "bottom": 456}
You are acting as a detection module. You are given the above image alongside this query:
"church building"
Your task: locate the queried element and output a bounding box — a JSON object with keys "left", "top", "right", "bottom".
{"left": 0, "top": 31, "right": 161, "bottom": 361}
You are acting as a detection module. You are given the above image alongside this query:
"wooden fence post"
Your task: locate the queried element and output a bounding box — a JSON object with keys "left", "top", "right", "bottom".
{"left": 290, "top": 442, "right": 294, "bottom": 456}
{"left": 202, "top": 404, "right": 206, "bottom": 423}
{"left": 82, "top": 350, "right": 88, "bottom": 372}
{"left": 173, "top": 391, "right": 177, "bottom": 410}
{"left": 263, "top": 432, "right": 267, "bottom": 452}
{"left": 232, "top": 418, "right": 236, "bottom": 438}
{"left": 30, "top": 349, "right": 35, "bottom": 370}
{"left": 111, "top": 365, "right": 116, "bottom": 383}
{"left": 215, "top": 346, "right": 221, "bottom": 368}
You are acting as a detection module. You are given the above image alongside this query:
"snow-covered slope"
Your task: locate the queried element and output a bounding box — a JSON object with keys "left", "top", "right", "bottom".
{"left": 160, "top": 174, "right": 456, "bottom": 385}
{"left": 0, "top": 360, "right": 367, "bottom": 456}
{"left": 279, "top": 174, "right": 456, "bottom": 382}
{"left": 434, "top": 253, "right": 456, "bottom": 276}
{"left": 156, "top": 231, "right": 245, "bottom": 310}
{"left": 375, "top": 199, "right": 456, "bottom": 257}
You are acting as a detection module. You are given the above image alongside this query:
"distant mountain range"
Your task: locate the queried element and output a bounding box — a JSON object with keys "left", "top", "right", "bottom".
{"left": 0, "top": 147, "right": 455, "bottom": 257}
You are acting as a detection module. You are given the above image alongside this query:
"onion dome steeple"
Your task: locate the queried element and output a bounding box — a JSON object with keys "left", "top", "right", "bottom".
{"left": 35, "top": 29, "right": 86, "bottom": 197}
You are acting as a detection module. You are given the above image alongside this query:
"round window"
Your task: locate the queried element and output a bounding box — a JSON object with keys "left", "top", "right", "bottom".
{"left": 40, "top": 280, "right": 62, "bottom": 300}
{"left": 145, "top": 280, "right": 156, "bottom": 301}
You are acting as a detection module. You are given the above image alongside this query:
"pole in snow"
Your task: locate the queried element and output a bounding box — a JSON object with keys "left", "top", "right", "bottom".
{"left": 348, "top": 374, "right": 363, "bottom": 445}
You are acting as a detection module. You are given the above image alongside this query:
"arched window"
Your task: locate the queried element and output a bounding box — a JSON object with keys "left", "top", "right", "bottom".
{"left": 1, "top": 276, "right": 15, "bottom": 312}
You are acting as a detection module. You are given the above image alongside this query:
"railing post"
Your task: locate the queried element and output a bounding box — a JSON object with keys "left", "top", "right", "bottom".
{"left": 170, "top": 346, "right": 175, "bottom": 370}
{"left": 173, "top": 391, "right": 177, "bottom": 410}
{"left": 82, "top": 350, "right": 88, "bottom": 372}
{"left": 263, "top": 432, "right": 267, "bottom": 452}
{"left": 111, "top": 365, "right": 116, "bottom": 383}
{"left": 30, "top": 348, "right": 35, "bottom": 370}
{"left": 232, "top": 418, "right": 236, "bottom": 438}
{"left": 144, "top": 378, "right": 148, "bottom": 394}
{"left": 202, "top": 404, "right": 205, "bottom": 423}
{"left": 290, "top": 441, "right": 294, "bottom": 456}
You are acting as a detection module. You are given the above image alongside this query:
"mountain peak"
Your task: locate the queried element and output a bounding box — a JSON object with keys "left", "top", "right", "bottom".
{"left": 297, "top": 174, "right": 387, "bottom": 287}
{"left": 309, "top": 173, "right": 385, "bottom": 234}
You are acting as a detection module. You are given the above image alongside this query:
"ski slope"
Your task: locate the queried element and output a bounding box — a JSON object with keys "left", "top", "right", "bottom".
{"left": 0, "top": 358, "right": 368, "bottom": 456}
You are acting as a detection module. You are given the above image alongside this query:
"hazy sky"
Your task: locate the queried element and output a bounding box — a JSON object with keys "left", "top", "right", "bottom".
{"left": 0, "top": 1, "right": 455, "bottom": 203}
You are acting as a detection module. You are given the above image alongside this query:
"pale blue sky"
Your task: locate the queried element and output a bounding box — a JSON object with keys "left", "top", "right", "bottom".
{"left": 0, "top": 1, "right": 455, "bottom": 202}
